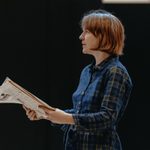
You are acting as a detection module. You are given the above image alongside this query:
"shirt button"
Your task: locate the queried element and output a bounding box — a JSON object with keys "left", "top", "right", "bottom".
{"left": 78, "top": 101, "right": 81, "bottom": 105}
{"left": 76, "top": 110, "right": 79, "bottom": 113}
{"left": 81, "top": 91, "right": 85, "bottom": 95}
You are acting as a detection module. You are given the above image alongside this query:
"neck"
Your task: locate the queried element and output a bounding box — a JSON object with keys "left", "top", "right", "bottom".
{"left": 93, "top": 51, "right": 110, "bottom": 66}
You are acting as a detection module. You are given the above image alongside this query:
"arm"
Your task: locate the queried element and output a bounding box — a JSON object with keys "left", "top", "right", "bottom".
{"left": 72, "top": 67, "right": 130, "bottom": 131}
{"left": 23, "top": 105, "right": 74, "bottom": 132}
{"left": 38, "top": 106, "right": 75, "bottom": 124}
{"left": 23, "top": 105, "right": 75, "bottom": 124}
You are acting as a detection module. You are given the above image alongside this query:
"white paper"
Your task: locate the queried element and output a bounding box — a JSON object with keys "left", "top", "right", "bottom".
{"left": 0, "top": 77, "right": 55, "bottom": 118}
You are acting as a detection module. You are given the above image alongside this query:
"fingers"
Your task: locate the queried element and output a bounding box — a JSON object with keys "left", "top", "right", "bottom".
{"left": 26, "top": 109, "right": 36, "bottom": 120}
{"left": 22, "top": 105, "right": 28, "bottom": 111}
{"left": 38, "top": 105, "right": 55, "bottom": 121}
{"left": 22, "top": 105, "right": 53, "bottom": 121}
{"left": 22, "top": 105, "right": 38, "bottom": 121}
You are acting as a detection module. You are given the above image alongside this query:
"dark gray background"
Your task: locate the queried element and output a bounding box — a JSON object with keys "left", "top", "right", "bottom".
{"left": 0, "top": 0, "right": 149, "bottom": 149}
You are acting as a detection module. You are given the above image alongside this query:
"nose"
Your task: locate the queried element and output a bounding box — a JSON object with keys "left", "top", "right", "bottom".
{"left": 79, "top": 32, "right": 84, "bottom": 40}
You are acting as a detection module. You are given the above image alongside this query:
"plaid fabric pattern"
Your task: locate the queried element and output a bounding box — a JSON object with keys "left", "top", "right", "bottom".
{"left": 62, "top": 56, "right": 133, "bottom": 150}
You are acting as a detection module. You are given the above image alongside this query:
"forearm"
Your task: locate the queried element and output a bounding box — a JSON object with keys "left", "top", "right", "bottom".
{"left": 40, "top": 107, "right": 75, "bottom": 125}
{"left": 72, "top": 110, "right": 116, "bottom": 131}
{"left": 64, "top": 113, "right": 75, "bottom": 124}
{"left": 49, "top": 113, "right": 74, "bottom": 132}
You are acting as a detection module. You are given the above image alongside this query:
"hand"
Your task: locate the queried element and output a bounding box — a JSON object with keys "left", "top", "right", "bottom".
{"left": 39, "top": 105, "right": 75, "bottom": 124}
{"left": 22, "top": 105, "right": 40, "bottom": 121}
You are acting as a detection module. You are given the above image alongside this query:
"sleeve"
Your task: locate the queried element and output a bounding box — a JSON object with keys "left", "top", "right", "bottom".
{"left": 50, "top": 108, "right": 75, "bottom": 132}
{"left": 72, "top": 67, "right": 129, "bottom": 131}
{"left": 64, "top": 108, "right": 75, "bottom": 114}
{"left": 50, "top": 122, "right": 70, "bottom": 132}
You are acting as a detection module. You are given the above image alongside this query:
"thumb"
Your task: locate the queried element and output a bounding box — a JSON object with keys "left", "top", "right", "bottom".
{"left": 38, "top": 105, "right": 55, "bottom": 113}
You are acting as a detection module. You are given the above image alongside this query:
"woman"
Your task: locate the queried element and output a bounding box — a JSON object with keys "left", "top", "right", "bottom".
{"left": 24, "top": 9, "right": 133, "bottom": 150}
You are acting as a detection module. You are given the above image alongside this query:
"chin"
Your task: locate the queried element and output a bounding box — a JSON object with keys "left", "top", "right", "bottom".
{"left": 82, "top": 49, "right": 91, "bottom": 55}
{"left": 82, "top": 49, "right": 87, "bottom": 54}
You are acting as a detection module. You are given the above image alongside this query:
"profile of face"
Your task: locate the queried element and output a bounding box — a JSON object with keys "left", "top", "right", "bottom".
{"left": 79, "top": 28, "right": 99, "bottom": 54}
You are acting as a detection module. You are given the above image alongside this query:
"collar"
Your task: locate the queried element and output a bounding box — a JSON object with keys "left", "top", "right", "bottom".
{"left": 90, "top": 55, "right": 119, "bottom": 72}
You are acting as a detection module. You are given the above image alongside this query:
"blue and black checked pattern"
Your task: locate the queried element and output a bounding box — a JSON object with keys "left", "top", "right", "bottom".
{"left": 62, "top": 56, "right": 133, "bottom": 150}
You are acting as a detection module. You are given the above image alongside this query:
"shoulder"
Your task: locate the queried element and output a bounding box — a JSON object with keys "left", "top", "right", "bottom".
{"left": 105, "top": 60, "right": 132, "bottom": 85}
{"left": 106, "top": 58, "right": 128, "bottom": 75}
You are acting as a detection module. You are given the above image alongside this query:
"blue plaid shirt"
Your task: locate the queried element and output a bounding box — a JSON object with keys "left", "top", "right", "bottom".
{"left": 60, "top": 56, "right": 133, "bottom": 150}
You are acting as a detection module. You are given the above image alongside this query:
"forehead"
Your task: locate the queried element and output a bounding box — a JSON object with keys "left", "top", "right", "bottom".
{"left": 81, "top": 14, "right": 103, "bottom": 29}
{"left": 81, "top": 14, "right": 116, "bottom": 32}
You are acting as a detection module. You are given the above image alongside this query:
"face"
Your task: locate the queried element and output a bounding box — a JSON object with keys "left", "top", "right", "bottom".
{"left": 79, "top": 28, "right": 99, "bottom": 54}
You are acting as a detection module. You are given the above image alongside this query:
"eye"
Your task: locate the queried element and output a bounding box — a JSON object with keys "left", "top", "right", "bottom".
{"left": 84, "top": 30, "right": 90, "bottom": 33}
{"left": 82, "top": 29, "right": 90, "bottom": 36}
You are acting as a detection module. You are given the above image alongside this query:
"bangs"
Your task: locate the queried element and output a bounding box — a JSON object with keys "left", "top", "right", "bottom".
{"left": 81, "top": 14, "right": 110, "bottom": 37}
{"left": 81, "top": 15, "right": 102, "bottom": 36}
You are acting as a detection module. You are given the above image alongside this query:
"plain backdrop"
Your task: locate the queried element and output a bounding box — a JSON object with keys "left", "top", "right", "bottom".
{"left": 0, "top": 0, "right": 149, "bottom": 149}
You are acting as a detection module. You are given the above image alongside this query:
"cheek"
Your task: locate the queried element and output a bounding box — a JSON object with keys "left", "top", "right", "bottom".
{"left": 95, "top": 40, "right": 99, "bottom": 48}
{"left": 91, "top": 38, "right": 99, "bottom": 48}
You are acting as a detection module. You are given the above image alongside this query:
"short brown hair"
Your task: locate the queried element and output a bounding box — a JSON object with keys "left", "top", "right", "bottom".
{"left": 81, "top": 9, "right": 125, "bottom": 56}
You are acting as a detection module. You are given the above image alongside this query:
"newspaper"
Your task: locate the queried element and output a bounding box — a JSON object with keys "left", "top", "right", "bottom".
{"left": 0, "top": 77, "right": 55, "bottom": 118}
